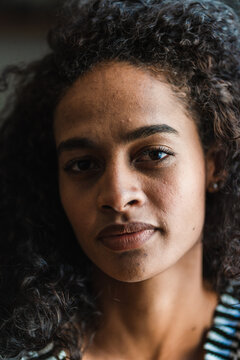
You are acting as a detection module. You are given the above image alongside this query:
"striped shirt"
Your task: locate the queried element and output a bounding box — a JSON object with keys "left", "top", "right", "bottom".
{"left": 204, "top": 291, "right": 240, "bottom": 360}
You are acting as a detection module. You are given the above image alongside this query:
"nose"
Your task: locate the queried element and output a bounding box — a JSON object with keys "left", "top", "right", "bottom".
{"left": 96, "top": 159, "right": 146, "bottom": 213}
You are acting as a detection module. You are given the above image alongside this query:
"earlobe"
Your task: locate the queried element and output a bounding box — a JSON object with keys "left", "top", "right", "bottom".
{"left": 205, "top": 146, "right": 227, "bottom": 193}
{"left": 206, "top": 158, "right": 220, "bottom": 193}
{"left": 207, "top": 181, "right": 219, "bottom": 193}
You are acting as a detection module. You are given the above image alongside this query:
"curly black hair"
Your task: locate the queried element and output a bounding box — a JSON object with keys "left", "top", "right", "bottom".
{"left": 0, "top": 0, "right": 240, "bottom": 359}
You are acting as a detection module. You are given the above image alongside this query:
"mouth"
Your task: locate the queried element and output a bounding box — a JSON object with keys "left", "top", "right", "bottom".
{"left": 97, "top": 222, "right": 158, "bottom": 251}
{"left": 99, "top": 229, "right": 156, "bottom": 251}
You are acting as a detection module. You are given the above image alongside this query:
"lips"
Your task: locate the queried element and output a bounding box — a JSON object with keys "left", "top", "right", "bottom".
{"left": 97, "top": 222, "right": 158, "bottom": 251}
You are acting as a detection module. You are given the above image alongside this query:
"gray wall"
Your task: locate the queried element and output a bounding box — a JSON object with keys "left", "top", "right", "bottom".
{"left": 0, "top": 34, "right": 48, "bottom": 71}
{"left": 0, "top": 32, "right": 49, "bottom": 110}
{"left": 0, "top": 2, "right": 55, "bottom": 111}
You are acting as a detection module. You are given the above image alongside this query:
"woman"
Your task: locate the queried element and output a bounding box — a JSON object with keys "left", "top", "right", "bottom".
{"left": 0, "top": 0, "right": 240, "bottom": 359}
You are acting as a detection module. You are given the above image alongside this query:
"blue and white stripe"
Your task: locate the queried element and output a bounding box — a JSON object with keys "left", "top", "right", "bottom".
{"left": 204, "top": 290, "right": 240, "bottom": 359}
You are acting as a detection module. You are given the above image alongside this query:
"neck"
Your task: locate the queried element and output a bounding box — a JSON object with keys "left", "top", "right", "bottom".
{"left": 87, "top": 242, "right": 218, "bottom": 360}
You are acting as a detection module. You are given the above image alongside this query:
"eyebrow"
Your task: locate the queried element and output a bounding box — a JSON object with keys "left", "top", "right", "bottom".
{"left": 57, "top": 124, "right": 179, "bottom": 156}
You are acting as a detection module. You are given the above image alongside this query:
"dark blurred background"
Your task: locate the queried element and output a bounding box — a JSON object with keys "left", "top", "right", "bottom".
{"left": 0, "top": 0, "right": 64, "bottom": 109}
{"left": 0, "top": 0, "right": 64, "bottom": 72}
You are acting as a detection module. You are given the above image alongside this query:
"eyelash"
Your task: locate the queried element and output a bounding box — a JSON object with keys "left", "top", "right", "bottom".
{"left": 134, "top": 146, "right": 174, "bottom": 163}
{"left": 63, "top": 146, "right": 174, "bottom": 174}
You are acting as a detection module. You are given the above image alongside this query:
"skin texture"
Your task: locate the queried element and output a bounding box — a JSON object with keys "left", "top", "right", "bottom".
{"left": 54, "top": 62, "right": 218, "bottom": 359}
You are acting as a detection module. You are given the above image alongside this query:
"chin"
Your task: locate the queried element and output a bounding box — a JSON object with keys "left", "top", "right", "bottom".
{"left": 97, "top": 257, "right": 160, "bottom": 283}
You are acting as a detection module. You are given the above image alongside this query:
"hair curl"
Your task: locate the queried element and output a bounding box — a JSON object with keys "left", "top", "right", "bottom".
{"left": 0, "top": 0, "right": 240, "bottom": 359}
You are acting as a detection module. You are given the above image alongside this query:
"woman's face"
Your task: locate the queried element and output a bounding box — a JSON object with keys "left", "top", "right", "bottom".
{"left": 54, "top": 62, "right": 209, "bottom": 282}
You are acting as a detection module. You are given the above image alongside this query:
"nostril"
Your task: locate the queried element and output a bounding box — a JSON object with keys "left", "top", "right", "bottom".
{"left": 128, "top": 199, "right": 138, "bottom": 206}
{"left": 101, "top": 199, "right": 139, "bottom": 212}
{"left": 102, "top": 205, "right": 113, "bottom": 210}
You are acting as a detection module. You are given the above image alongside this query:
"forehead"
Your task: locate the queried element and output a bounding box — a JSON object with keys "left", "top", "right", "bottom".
{"left": 54, "top": 61, "right": 191, "bottom": 141}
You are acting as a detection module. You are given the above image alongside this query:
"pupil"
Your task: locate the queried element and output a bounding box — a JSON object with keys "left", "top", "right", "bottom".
{"left": 150, "top": 151, "right": 163, "bottom": 160}
{"left": 77, "top": 160, "right": 90, "bottom": 170}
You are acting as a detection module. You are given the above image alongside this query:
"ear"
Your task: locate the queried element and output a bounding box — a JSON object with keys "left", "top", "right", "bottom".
{"left": 205, "top": 145, "right": 227, "bottom": 193}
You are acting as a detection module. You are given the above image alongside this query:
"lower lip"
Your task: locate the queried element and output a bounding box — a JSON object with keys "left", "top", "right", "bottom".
{"left": 99, "top": 229, "right": 156, "bottom": 251}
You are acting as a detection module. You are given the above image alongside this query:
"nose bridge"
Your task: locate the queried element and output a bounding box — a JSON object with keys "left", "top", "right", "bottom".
{"left": 97, "top": 153, "right": 144, "bottom": 212}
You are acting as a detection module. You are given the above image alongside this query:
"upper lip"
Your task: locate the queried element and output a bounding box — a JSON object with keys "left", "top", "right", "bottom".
{"left": 97, "top": 222, "right": 157, "bottom": 239}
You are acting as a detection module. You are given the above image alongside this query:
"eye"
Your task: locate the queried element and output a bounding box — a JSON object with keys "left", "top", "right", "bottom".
{"left": 134, "top": 146, "right": 174, "bottom": 163}
{"left": 63, "top": 157, "right": 100, "bottom": 174}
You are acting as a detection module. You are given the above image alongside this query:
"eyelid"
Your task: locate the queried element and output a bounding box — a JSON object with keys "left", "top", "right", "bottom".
{"left": 133, "top": 145, "right": 175, "bottom": 160}
{"left": 63, "top": 156, "right": 101, "bottom": 173}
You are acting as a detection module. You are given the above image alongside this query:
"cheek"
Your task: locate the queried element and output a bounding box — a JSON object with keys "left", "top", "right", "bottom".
{"left": 149, "top": 160, "right": 206, "bottom": 235}
{"left": 59, "top": 178, "right": 97, "bottom": 239}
